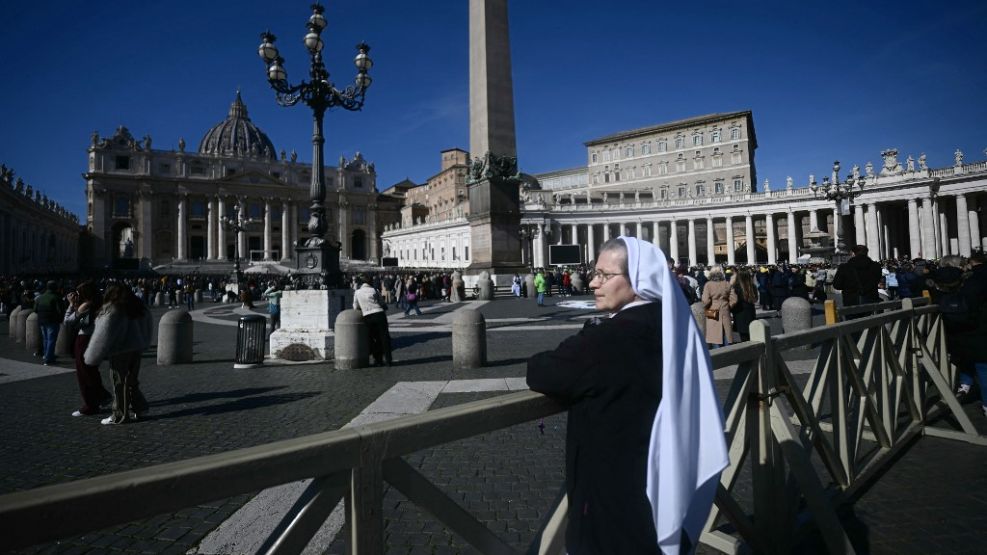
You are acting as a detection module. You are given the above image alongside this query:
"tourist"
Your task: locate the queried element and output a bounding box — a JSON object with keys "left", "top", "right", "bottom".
{"left": 527, "top": 236, "right": 727, "bottom": 553}
{"left": 701, "top": 265, "right": 737, "bottom": 348}
{"left": 731, "top": 268, "right": 759, "bottom": 342}
{"left": 353, "top": 275, "right": 393, "bottom": 366}
{"left": 511, "top": 273, "right": 521, "bottom": 297}
{"left": 263, "top": 281, "right": 283, "bottom": 332}
{"left": 403, "top": 277, "right": 423, "bottom": 316}
{"left": 833, "top": 245, "right": 882, "bottom": 308}
{"left": 932, "top": 254, "right": 987, "bottom": 417}
{"left": 84, "top": 284, "right": 153, "bottom": 425}
{"left": 64, "top": 281, "right": 111, "bottom": 416}
{"left": 533, "top": 269, "right": 547, "bottom": 306}
{"left": 33, "top": 280, "right": 66, "bottom": 365}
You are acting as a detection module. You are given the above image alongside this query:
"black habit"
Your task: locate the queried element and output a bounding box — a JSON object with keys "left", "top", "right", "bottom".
{"left": 527, "top": 302, "right": 663, "bottom": 554}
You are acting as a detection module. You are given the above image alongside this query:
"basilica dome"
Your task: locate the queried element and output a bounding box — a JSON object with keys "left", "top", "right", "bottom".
{"left": 198, "top": 92, "right": 277, "bottom": 160}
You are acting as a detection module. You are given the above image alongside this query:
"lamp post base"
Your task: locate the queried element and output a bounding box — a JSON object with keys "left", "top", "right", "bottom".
{"left": 293, "top": 241, "right": 343, "bottom": 290}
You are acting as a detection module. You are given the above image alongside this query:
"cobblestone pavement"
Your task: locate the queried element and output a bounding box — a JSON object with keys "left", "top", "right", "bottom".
{"left": 0, "top": 295, "right": 985, "bottom": 554}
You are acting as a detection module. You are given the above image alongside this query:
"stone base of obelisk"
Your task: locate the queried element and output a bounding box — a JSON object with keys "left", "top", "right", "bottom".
{"left": 269, "top": 289, "right": 353, "bottom": 361}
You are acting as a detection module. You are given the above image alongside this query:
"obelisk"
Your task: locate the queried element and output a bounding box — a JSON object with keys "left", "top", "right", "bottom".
{"left": 466, "top": 0, "right": 523, "bottom": 278}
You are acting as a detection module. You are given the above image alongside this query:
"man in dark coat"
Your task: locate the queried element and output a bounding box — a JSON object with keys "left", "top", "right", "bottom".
{"left": 527, "top": 241, "right": 663, "bottom": 553}
{"left": 34, "top": 280, "right": 66, "bottom": 364}
{"left": 833, "top": 245, "right": 883, "bottom": 306}
{"left": 937, "top": 253, "right": 987, "bottom": 416}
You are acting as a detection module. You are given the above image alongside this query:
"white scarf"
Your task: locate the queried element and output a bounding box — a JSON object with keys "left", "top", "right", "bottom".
{"left": 619, "top": 236, "right": 729, "bottom": 554}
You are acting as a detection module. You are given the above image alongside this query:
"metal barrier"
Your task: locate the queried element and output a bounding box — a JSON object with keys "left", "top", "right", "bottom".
{"left": 0, "top": 299, "right": 983, "bottom": 554}
{"left": 234, "top": 315, "right": 267, "bottom": 369}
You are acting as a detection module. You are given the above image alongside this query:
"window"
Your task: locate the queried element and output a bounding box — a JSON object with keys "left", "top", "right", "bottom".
{"left": 625, "top": 146, "right": 634, "bottom": 158}
{"left": 190, "top": 163, "right": 205, "bottom": 176}
{"left": 732, "top": 153, "right": 742, "bottom": 164}
{"left": 642, "top": 143, "right": 651, "bottom": 155}
{"left": 604, "top": 172, "right": 610, "bottom": 183}
{"left": 159, "top": 200, "right": 170, "bottom": 217}
{"left": 115, "top": 156, "right": 130, "bottom": 170}
{"left": 603, "top": 150, "right": 611, "bottom": 162}
{"left": 452, "top": 247, "right": 457, "bottom": 260}
{"left": 677, "top": 186, "right": 686, "bottom": 198}
{"left": 354, "top": 177, "right": 363, "bottom": 188}
{"left": 158, "top": 163, "right": 171, "bottom": 174}
{"left": 249, "top": 203, "right": 263, "bottom": 219}
{"left": 715, "top": 182, "right": 724, "bottom": 194}
{"left": 676, "top": 160, "right": 686, "bottom": 173}
{"left": 658, "top": 140, "right": 667, "bottom": 152}
{"left": 441, "top": 247, "right": 445, "bottom": 261}
{"left": 464, "top": 246, "right": 469, "bottom": 260}
{"left": 711, "top": 129, "right": 721, "bottom": 143}
{"left": 645, "top": 165, "right": 653, "bottom": 177}
{"left": 660, "top": 189, "right": 667, "bottom": 199}
{"left": 695, "top": 184, "right": 705, "bottom": 196}
{"left": 591, "top": 152, "right": 598, "bottom": 163}
{"left": 693, "top": 134, "right": 703, "bottom": 146}
{"left": 712, "top": 156, "right": 723, "bottom": 168}
{"left": 352, "top": 207, "right": 366, "bottom": 225}
{"left": 733, "top": 179, "right": 743, "bottom": 191}
{"left": 675, "top": 136, "right": 685, "bottom": 149}
{"left": 190, "top": 200, "right": 206, "bottom": 218}
{"left": 731, "top": 128, "right": 741, "bottom": 140}
{"left": 694, "top": 157, "right": 704, "bottom": 170}
{"left": 114, "top": 196, "right": 130, "bottom": 217}
{"left": 658, "top": 162, "right": 668, "bottom": 175}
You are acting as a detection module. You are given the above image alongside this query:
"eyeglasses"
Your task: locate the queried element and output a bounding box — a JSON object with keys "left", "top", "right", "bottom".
{"left": 590, "top": 269, "right": 625, "bottom": 284}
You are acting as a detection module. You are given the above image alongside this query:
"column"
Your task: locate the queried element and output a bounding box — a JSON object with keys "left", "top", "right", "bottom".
{"left": 669, "top": 220, "right": 680, "bottom": 264}
{"left": 636, "top": 221, "right": 643, "bottom": 240}
{"left": 281, "top": 201, "right": 290, "bottom": 260}
{"left": 237, "top": 201, "right": 247, "bottom": 263}
{"left": 177, "top": 195, "right": 187, "bottom": 260}
{"left": 831, "top": 207, "right": 840, "bottom": 250}
{"left": 907, "top": 199, "right": 920, "bottom": 259}
{"left": 920, "top": 197, "right": 936, "bottom": 259}
{"left": 787, "top": 209, "right": 797, "bottom": 264}
{"left": 206, "top": 197, "right": 216, "bottom": 260}
{"left": 217, "top": 196, "right": 227, "bottom": 260}
{"left": 766, "top": 213, "right": 777, "bottom": 265}
{"left": 571, "top": 223, "right": 578, "bottom": 247}
{"left": 864, "top": 203, "right": 879, "bottom": 257}
{"left": 809, "top": 209, "right": 819, "bottom": 231}
{"left": 587, "top": 223, "right": 596, "bottom": 263}
{"left": 956, "top": 194, "right": 971, "bottom": 257}
{"left": 969, "top": 196, "right": 983, "bottom": 252}
{"left": 291, "top": 203, "right": 299, "bottom": 254}
{"left": 652, "top": 221, "right": 661, "bottom": 248}
{"left": 940, "top": 209, "right": 950, "bottom": 256}
{"left": 140, "top": 193, "right": 153, "bottom": 261}
{"left": 687, "top": 219, "right": 697, "bottom": 267}
{"left": 536, "top": 222, "right": 546, "bottom": 268}
{"left": 745, "top": 215, "right": 755, "bottom": 264}
{"left": 854, "top": 204, "right": 866, "bottom": 247}
{"left": 263, "top": 199, "right": 273, "bottom": 260}
{"left": 878, "top": 207, "right": 889, "bottom": 260}
{"left": 603, "top": 222, "right": 611, "bottom": 242}
{"left": 705, "top": 216, "right": 715, "bottom": 265}
{"left": 725, "top": 216, "right": 735, "bottom": 265}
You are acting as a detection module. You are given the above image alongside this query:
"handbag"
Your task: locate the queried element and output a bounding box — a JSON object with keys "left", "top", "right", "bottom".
{"left": 704, "top": 307, "right": 719, "bottom": 320}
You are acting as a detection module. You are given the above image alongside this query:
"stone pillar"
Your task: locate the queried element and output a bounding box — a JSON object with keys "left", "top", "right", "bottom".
{"left": 879, "top": 207, "right": 890, "bottom": 260}
{"left": 535, "top": 222, "right": 546, "bottom": 268}
{"left": 207, "top": 197, "right": 216, "bottom": 260}
{"left": 281, "top": 201, "right": 291, "bottom": 261}
{"left": 956, "top": 194, "right": 971, "bottom": 257}
{"left": 237, "top": 201, "right": 248, "bottom": 263}
{"left": 907, "top": 199, "right": 920, "bottom": 259}
{"left": 726, "top": 216, "right": 735, "bottom": 265}
{"left": 920, "top": 197, "right": 936, "bottom": 259}
{"left": 670, "top": 220, "right": 679, "bottom": 263}
{"left": 705, "top": 216, "right": 715, "bottom": 265}
{"left": 603, "top": 222, "right": 611, "bottom": 241}
{"left": 787, "top": 209, "right": 797, "bottom": 264}
{"left": 687, "top": 219, "right": 697, "bottom": 266}
{"left": 263, "top": 199, "right": 273, "bottom": 260}
{"left": 177, "top": 195, "right": 187, "bottom": 260}
{"left": 217, "top": 196, "right": 227, "bottom": 260}
{"left": 766, "top": 213, "right": 777, "bottom": 265}
{"left": 571, "top": 223, "right": 578, "bottom": 247}
{"left": 809, "top": 209, "right": 819, "bottom": 231}
{"left": 854, "top": 204, "right": 866, "bottom": 247}
{"left": 940, "top": 208, "right": 950, "bottom": 256}
{"left": 140, "top": 192, "right": 153, "bottom": 262}
{"left": 556, "top": 222, "right": 563, "bottom": 245}
{"left": 864, "top": 203, "right": 879, "bottom": 257}
{"left": 652, "top": 221, "right": 661, "bottom": 248}
{"left": 969, "top": 196, "right": 983, "bottom": 252}
{"left": 291, "top": 203, "right": 299, "bottom": 253}
{"left": 745, "top": 215, "right": 755, "bottom": 264}
{"left": 587, "top": 223, "right": 596, "bottom": 263}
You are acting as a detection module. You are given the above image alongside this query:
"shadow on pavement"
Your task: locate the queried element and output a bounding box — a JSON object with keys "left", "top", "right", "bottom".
{"left": 149, "top": 386, "right": 287, "bottom": 407}
{"left": 150, "top": 391, "right": 320, "bottom": 419}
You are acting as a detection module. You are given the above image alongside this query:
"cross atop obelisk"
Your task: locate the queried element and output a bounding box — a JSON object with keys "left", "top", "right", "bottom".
{"left": 469, "top": 0, "right": 517, "bottom": 160}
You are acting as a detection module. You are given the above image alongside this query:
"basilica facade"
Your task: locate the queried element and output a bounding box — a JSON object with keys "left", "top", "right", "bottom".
{"left": 83, "top": 93, "right": 400, "bottom": 272}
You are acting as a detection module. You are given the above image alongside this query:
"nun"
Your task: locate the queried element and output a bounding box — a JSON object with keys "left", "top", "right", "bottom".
{"left": 527, "top": 236, "right": 728, "bottom": 554}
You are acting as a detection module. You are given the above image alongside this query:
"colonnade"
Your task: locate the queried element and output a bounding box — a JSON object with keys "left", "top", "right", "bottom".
{"left": 520, "top": 190, "right": 987, "bottom": 268}
{"left": 173, "top": 195, "right": 298, "bottom": 262}
{"left": 0, "top": 209, "right": 78, "bottom": 275}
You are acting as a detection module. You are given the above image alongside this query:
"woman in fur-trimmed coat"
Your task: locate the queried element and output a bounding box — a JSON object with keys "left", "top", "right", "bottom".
{"left": 701, "top": 266, "right": 737, "bottom": 347}
{"left": 84, "top": 284, "right": 153, "bottom": 425}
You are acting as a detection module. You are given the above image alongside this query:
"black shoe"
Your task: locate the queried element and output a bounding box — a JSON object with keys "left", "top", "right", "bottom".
{"left": 955, "top": 387, "right": 975, "bottom": 404}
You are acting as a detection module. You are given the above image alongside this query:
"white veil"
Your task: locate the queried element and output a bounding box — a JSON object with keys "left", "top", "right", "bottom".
{"left": 618, "top": 236, "right": 728, "bottom": 554}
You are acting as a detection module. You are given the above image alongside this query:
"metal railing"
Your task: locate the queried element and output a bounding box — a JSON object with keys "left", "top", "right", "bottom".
{"left": 0, "top": 299, "right": 983, "bottom": 554}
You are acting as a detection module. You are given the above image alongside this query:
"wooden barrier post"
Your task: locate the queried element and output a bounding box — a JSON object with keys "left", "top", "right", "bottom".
{"left": 824, "top": 299, "right": 838, "bottom": 325}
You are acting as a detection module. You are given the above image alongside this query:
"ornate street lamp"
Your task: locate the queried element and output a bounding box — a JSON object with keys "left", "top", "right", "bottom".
{"left": 809, "top": 161, "right": 865, "bottom": 265}
{"left": 220, "top": 202, "right": 258, "bottom": 286}
{"left": 258, "top": 3, "right": 373, "bottom": 288}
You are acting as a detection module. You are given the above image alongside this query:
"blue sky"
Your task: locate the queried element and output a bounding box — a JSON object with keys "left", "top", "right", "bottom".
{"left": 3, "top": 0, "right": 985, "bottom": 218}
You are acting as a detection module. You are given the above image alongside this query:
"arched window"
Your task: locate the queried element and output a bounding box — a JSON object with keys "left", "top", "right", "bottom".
{"left": 730, "top": 128, "right": 741, "bottom": 140}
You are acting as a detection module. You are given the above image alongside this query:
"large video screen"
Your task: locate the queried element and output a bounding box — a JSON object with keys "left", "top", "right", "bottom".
{"left": 549, "top": 245, "right": 581, "bottom": 265}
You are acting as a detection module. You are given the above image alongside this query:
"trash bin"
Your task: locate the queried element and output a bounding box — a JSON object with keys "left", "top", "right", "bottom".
{"left": 234, "top": 315, "right": 267, "bottom": 369}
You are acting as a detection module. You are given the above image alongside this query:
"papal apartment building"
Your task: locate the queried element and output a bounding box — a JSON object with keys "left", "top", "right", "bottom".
{"left": 83, "top": 93, "right": 400, "bottom": 271}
